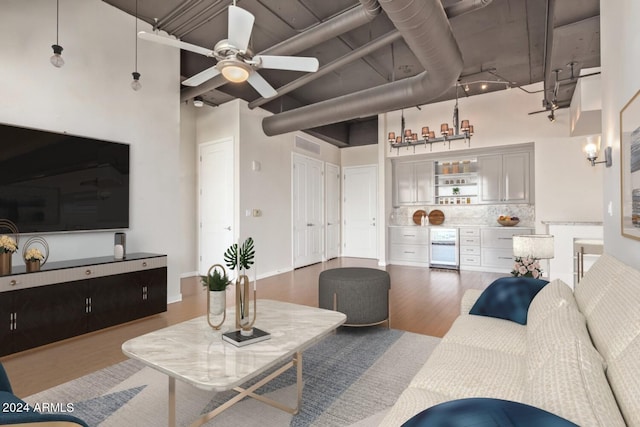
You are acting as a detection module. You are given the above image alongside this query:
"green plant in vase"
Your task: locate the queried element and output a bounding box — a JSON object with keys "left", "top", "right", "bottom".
{"left": 224, "top": 237, "right": 256, "bottom": 331}
{"left": 452, "top": 187, "right": 460, "bottom": 195}
{"left": 200, "top": 267, "right": 230, "bottom": 291}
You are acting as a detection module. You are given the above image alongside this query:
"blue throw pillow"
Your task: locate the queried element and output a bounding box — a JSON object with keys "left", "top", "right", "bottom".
{"left": 469, "top": 277, "right": 548, "bottom": 325}
{"left": 402, "top": 398, "right": 578, "bottom": 427}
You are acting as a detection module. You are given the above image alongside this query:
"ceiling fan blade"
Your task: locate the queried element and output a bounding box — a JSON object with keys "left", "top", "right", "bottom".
{"left": 228, "top": 5, "right": 255, "bottom": 52}
{"left": 182, "top": 66, "right": 221, "bottom": 87}
{"left": 255, "top": 55, "right": 319, "bottom": 72}
{"left": 528, "top": 109, "right": 548, "bottom": 115}
{"left": 247, "top": 72, "right": 277, "bottom": 99}
{"left": 137, "top": 31, "right": 213, "bottom": 57}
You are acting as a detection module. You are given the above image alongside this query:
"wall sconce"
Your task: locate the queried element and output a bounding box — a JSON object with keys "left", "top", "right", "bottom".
{"left": 584, "top": 136, "right": 612, "bottom": 167}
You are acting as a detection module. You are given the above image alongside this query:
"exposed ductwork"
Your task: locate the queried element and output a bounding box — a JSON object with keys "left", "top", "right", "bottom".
{"left": 262, "top": 0, "right": 484, "bottom": 137}
{"left": 249, "top": 30, "right": 403, "bottom": 109}
{"left": 180, "top": 0, "right": 382, "bottom": 102}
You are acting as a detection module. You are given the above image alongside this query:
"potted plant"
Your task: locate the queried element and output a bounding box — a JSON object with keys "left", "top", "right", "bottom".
{"left": 201, "top": 264, "right": 230, "bottom": 330}
{"left": 224, "top": 237, "right": 256, "bottom": 332}
{"left": 24, "top": 248, "right": 45, "bottom": 272}
{"left": 0, "top": 235, "right": 18, "bottom": 275}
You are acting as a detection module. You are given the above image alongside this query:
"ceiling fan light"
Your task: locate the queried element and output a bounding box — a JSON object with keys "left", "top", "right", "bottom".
{"left": 50, "top": 44, "right": 64, "bottom": 68}
{"left": 193, "top": 96, "right": 204, "bottom": 107}
{"left": 221, "top": 64, "right": 250, "bottom": 83}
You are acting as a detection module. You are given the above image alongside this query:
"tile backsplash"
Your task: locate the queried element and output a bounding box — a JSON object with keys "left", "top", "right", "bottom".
{"left": 390, "top": 204, "right": 535, "bottom": 227}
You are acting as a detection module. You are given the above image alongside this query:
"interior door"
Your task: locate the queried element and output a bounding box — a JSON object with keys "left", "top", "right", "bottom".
{"left": 292, "top": 154, "right": 324, "bottom": 268}
{"left": 343, "top": 165, "right": 378, "bottom": 258}
{"left": 199, "top": 139, "right": 234, "bottom": 274}
{"left": 325, "top": 162, "right": 341, "bottom": 260}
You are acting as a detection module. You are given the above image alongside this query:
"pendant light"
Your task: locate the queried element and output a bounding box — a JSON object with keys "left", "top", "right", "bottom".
{"left": 50, "top": 0, "right": 64, "bottom": 68}
{"left": 131, "top": 0, "right": 142, "bottom": 91}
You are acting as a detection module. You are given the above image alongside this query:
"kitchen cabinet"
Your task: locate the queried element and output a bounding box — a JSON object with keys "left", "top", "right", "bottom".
{"left": 393, "top": 160, "right": 434, "bottom": 206}
{"left": 481, "top": 227, "right": 532, "bottom": 271}
{"left": 0, "top": 253, "right": 167, "bottom": 357}
{"left": 478, "top": 152, "right": 532, "bottom": 204}
{"left": 389, "top": 227, "right": 429, "bottom": 265}
{"left": 459, "top": 227, "right": 481, "bottom": 267}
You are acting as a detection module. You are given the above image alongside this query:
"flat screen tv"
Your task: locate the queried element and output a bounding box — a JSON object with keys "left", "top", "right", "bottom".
{"left": 0, "top": 123, "right": 129, "bottom": 233}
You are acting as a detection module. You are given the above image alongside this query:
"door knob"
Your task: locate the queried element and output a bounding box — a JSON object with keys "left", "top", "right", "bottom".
{"left": 224, "top": 226, "right": 231, "bottom": 231}
{"left": 307, "top": 223, "right": 314, "bottom": 226}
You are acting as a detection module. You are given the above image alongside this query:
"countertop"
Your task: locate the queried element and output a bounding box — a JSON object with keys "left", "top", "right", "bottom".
{"left": 541, "top": 221, "right": 603, "bottom": 226}
{"left": 388, "top": 224, "right": 534, "bottom": 229}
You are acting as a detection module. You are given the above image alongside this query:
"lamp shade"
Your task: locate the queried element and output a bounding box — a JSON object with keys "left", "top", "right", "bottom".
{"left": 513, "top": 234, "right": 555, "bottom": 259}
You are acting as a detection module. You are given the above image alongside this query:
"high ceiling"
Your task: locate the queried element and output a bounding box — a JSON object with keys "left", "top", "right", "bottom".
{"left": 103, "top": 0, "right": 600, "bottom": 147}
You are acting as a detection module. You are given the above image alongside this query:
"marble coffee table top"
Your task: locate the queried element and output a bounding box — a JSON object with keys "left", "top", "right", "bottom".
{"left": 122, "top": 299, "right": 346, "bottom": 391}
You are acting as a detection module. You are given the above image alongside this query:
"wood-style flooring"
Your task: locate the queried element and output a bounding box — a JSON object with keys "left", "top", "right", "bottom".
{"left": 1, "top": 258, "right": 503, "bottom": 397}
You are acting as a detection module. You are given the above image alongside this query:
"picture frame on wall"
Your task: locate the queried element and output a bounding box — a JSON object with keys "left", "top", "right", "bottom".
{"left": 620, "top": 89, "right": 640, "bottom": 241}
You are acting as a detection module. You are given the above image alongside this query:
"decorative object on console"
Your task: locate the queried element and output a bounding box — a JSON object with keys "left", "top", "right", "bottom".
{"left": 201, "top": 263, "right": 230, "bottom": 330}
{"left": 0, "top": 220, "right": 19, "bottom": 276}
{"left": 114, "top": 232, "right": 126, "bottom": 259}
{"left": 389, "top": 84, "right": 474, "bottom": 154}
{"left": 22, "top": 236, "right": 49, "bottom": 273}
{"left": 512, "top": 234, "right": 554, "bottom": 278}
{"left": 224, "top": 237, "right": 258, "bottom": 336}
{"left": 584, "top": 135, "right": 612, "bottom": 167}
{"left": 620, "top": 89, "right": 640, "bottom": 240}
{"left": 50, "top": 0, "right": 64, "bottom": 68}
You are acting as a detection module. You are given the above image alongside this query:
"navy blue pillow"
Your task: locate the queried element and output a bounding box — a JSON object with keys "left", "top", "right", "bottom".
{"left": 402, "top": 398, "right": 578, "bottom": 427}
{"left": 469, "top": 277, "right": 548, "bottom": 325}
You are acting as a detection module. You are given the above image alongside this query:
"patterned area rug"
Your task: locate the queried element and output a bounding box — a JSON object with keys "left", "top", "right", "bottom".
{"left": 25, "top": 327, "right": 440, "bottom": 427}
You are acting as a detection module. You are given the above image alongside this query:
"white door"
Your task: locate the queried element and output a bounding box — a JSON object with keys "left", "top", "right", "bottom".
{"left": 292, "top": 154, "right": 324, "bottom": 268}
{"left": 343, "top": 165, "right": 377, "bottom": 258}
{"left": 325, "top": 163, "right": 341, "bottom": 260}
{"left": 199, "top": 139, "right": 234, "bottom": 275}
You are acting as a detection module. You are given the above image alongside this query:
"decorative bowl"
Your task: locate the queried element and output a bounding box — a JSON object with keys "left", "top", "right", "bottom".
{"left": 497, "top": 218, "right": 520, "bottom": 227}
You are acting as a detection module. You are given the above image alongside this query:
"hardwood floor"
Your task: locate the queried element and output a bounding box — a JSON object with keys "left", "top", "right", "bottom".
{"left": 1, "top": 258, "right": 503, "bottom": 397}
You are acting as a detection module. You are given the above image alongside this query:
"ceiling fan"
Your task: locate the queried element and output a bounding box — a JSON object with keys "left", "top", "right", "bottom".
{"left": 138, "top": 4, "right": 319, "bottom": 99}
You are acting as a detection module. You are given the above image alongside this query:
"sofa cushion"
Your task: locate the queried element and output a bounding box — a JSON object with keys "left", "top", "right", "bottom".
{"left": 606, "top": 334, "right": 640, "bottom": 427}
{"left": 379, "top": 387, "right": 452, "bottom": 427}
{"left": 526, "top": 302, "right": 597, "bottom": 380}
{"left": 525, "top": 336, "right": 625, "bottom": 427}
{"left": 409, "top": 342, "right": 525, "bottom": 401}
{"left": 469, "top": 277, "right": 548, "bottom": 325}
{"left": 527, "top": 279, "right": 578, "bottom": 333}
{"left": 401, "top": 398, "right": 578, "bottom": 427}
{"left": 444, "top": 314, "right": 526, "bottom": 356}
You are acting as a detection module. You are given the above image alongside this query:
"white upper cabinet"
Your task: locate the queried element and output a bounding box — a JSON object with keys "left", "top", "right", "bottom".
{"left": 393, "top": 160, "right": 434, "bottom": 206}
{"left": 478, "top": 151, "right": 532, "bottom": 204}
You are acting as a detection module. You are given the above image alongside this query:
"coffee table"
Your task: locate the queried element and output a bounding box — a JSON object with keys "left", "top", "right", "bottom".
{"left": 122, "top": 299, "right": 346, "bottom": 427}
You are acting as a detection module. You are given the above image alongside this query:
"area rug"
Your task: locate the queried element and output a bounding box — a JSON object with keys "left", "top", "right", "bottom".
{"left": 25, "top": 327, "right": 440, "bottom": 427}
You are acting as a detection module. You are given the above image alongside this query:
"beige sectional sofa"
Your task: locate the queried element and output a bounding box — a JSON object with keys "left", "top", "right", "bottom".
{"left": 380, "top": 254, "right": 640, "bottom": 426}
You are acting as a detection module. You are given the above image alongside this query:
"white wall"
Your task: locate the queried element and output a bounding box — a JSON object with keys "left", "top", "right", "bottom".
{"left": 341, "top": 145, "right": 378, "bottom": 167}
{"left": 379, "top": 83, "right": 604, "bottom": 229}
{"left": 0, "top": 0, "right": 183, "bottom": 302}
{"left": 188, "top": 100, "right": 340, "bottom": 277}
{"left": 600, "top": 0, "right": 640, "bottom": 269}
{"left": 179, "top": 103, "right": 198, "bottom": 277}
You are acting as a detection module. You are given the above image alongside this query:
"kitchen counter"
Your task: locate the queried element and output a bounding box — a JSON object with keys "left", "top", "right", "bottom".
{"left": 541, "top": 220, "right": 603, "bottom": 226}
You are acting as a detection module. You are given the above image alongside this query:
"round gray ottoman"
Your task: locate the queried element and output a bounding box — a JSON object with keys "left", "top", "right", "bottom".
{"left": 318, "top": 267, "right": 390, "bottom": 327}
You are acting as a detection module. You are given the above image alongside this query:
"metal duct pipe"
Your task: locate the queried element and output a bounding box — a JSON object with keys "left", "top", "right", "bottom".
{"left": 249, "top": 30, "right": 402, "bottom": 109}
{"left": 180, "top": 0, "right": 381, "bottom": 101}
{"left": 262, "top": 1, "right": 381, "bottom": 56}
{"left": 262, "top": 0, "right": 468, "bottom": 136}
{"left": 445, "top": 0, "right": 492, "bottom": 18}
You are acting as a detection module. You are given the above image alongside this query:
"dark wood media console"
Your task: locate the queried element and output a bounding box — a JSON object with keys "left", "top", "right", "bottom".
{"left": 0, "top": 253, "right": 167, "bottom": 357}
